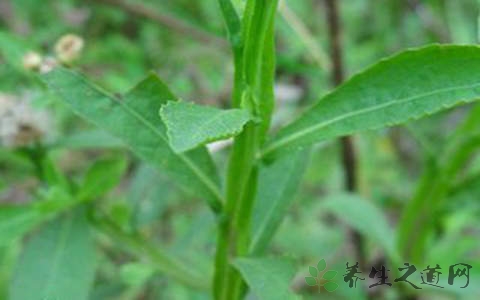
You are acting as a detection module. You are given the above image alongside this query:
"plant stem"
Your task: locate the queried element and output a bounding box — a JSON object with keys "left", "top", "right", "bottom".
{"left": 213, "top": 1, "right": 279, "bottom": 299}
{"left": 324, "top": 0, "right": 366, "bottom": 267}
{"left": 214, "top": 123, "right": 259, "bottom": 300}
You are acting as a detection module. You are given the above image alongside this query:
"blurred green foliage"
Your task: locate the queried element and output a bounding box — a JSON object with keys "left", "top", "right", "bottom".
{"left": 1, "top": 0, "right": 480, "bottom": 299}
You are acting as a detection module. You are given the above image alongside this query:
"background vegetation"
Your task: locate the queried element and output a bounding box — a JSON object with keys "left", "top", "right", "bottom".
{"left": 1, "top": 0, "right": 480, "bottom": 299}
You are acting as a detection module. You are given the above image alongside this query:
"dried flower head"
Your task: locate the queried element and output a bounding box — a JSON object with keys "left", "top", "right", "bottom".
{"left": 22, "top": 51, "right": 43, "bottom": 71}
{"left": 0, "top": 93, "right": 52, "bottom": 147}
{"left": 54, "top": 34, "right": 84, "bottom": 63}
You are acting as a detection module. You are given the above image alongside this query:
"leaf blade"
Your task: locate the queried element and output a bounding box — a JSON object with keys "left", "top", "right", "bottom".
{"left": 233, "top": 257, "right": 300, "bottom": 300}
{"left": 321, "top": 193, "right": 401, "bottom": 263}
{"left": 160, "top": 101, "right": 252, "bottom": 153}
{"left": 250, "top": 150, "right": 309, "bottom": 254}
{"left": 9, "top": 211, "right": 97, "bottom": 300}
{"left": 0, "top": 206, "right": 40, "bottom": 247}
{"left": 263, "top": 45, "right": 480, "bottom": 157}
{"left": 42, "top": 68, "right": 223, "bottom": 212}
{"left": 78, "top": 156, "right": 127, "bottom": 201}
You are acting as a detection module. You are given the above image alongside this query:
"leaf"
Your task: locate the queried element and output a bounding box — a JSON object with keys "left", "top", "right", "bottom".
{"left": 34, "top": 186, "right": 76, "bottom": 215}
{"left": 120, "top": 263, "right": 156, "bottom": 288}
{"left": 322, "top": 270, "right": 338, "bottom": 280}
{"left": 0, "top": 31, "right": 32, "bottom": 70}
{"left": 250, "top": 150, "right": 309, "bottom": 254}
{"left": 52, "top": 130, "right": 124, "bottom": 149}
{"left": 78, "top": 156, "right": 127, "bottom": 201}
{"left": 317, "top": 259, "right": 327, "bottom": 272}
{"left": 308, "top": 266, "right": 318, "bottom": 277}
{"left": 127, "top": 165, "right": 174, "bottom": 228}
{"left": 233, "top": 257, "right": 300, "bottom": 300}
{"left": 304, "top": 277, "right": 317, "bottom": 286}
{"left": 323, "top": 281, "right": 339, "bottom": 292}
{"left": 217, "top": 0, "right": 242, "bottom": 56}
{"left": 42, "top": 68, "right": 223, "bottom": 212}
{"left": 0, "top": 206, "right": 40, "bottom": 247}
{"left": 321, "top": 193, "right": 401, "bottom": 263}
{"left": 160, "top": 101, "right": 252, "bottom": 153}
{"left": 9, "top": 211, "right": 97, "bottom": 300}
{"left": 263, "top": 45, "right": 480, "bottom": 157}
{"left": 0, "top": 188, "right": 86, "bottom": 248}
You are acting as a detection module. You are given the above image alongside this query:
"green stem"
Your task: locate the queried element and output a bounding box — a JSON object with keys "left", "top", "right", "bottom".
{"left": 214, "top": 123, "right": 259, "bottom": 300}
{"left": 213, "top": 1, "right": 279, "bottom": 299}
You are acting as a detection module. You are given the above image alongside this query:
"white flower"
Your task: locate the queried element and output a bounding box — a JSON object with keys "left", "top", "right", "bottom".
{"left": 22, "top": 51, "right": 43, "bottom": 71}
{"left": 54, "top": 34, "right": 84, "bottom": 63}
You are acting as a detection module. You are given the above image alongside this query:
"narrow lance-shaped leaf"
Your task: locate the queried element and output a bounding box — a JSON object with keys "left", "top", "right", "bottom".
{"left": 77, "top": 156, "right": 127, "bottom": 201}
{"left": 52, "top": 130, "right": 123, "bottom": 149}
{"left": 263, "top": 45, "right": 480, "bottom": 157}
{"left": 0, "top": 206, "right": 41, "bottom": 247}
{"left": 42, "top": 68, "right": 223, "bottom": 212}
{"left": 9, "top": 211, "right": 97, "bottom": 300}
{"left": 0, "top": 31, "right": 32, "bottom": 70}
{"left": 321, "top": 193, "right": 401, "bottom": 264}
{"left": 160, "top": 101, "right": 252, "bottom": 153}
{"left": 217, "top": 0, "right": 244, "bottom": 107}
{"left": 250, "top": 149, "right": 309, "bottom": 254}
{"left": 233, "top": 257, "right": 300, "bottom": 300}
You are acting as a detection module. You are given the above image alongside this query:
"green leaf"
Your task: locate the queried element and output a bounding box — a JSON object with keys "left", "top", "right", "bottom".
{"left": 322, "top": 270, "right": 338, "bottom": 280}
{"left": 304, "top": 277, "right": 317, "bottom": 286}
{"left": 42, "top": 68, "right": 223, "bottom": 213}
{"left": 0, "top": 189, "right": 88, "bottom": 247}
{"left": 160, "top": 101, "right": 252, "bottom": 153}
{"left": 0, "top": 31, "right": 32, "bottom": 70}
{"left": 10, "top": 211, "right": 97, "bottom": 300}
{"left": 317, "top": 259, "right": 326, "bottom": 272}
{"left": 0, "top": 206, "right": 40, "bottom": 247}
{"left": 52, "top": 130, "right": 124, "bottom": 149}
{"left": 233, "top": 258, "right": 300, "bottom": 300}
{"left": 78, "top": 156, "right": 127, "bottom": 201}
{"left": 250, "top": 150, "right": 309, "bottom": 254}
{"left": 217, "top": 0, "right": 242, "bottom": 56}
{"left": 308, "top": 266, "right": 318, "bottom": 277}
{"left": 127, "top": 165, "right": 174, "bottom": 228}
{"left": 263, "top": 45, "right": 480, "bottom": 157}
{"left": 120, "top": 263, "right": 156, "bottom": 288}
{"left": 323, "top": 281, "right": 339, "bottom": 292}
{"left": 34, "top": 186, "right": 76, "bottom": 215}
{"left": 321, "top": 193, "right": 401, "bottom": 264}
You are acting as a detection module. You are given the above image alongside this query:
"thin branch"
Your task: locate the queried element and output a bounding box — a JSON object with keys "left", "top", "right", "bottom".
{"left": 279, "top": 0, "right": 331, "bottom": 71}
{"left": 324, "top": 0, "right": 366, "bottom": 279}
{"left": 95, "top": 0, "right": 229, "bottom": 49}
